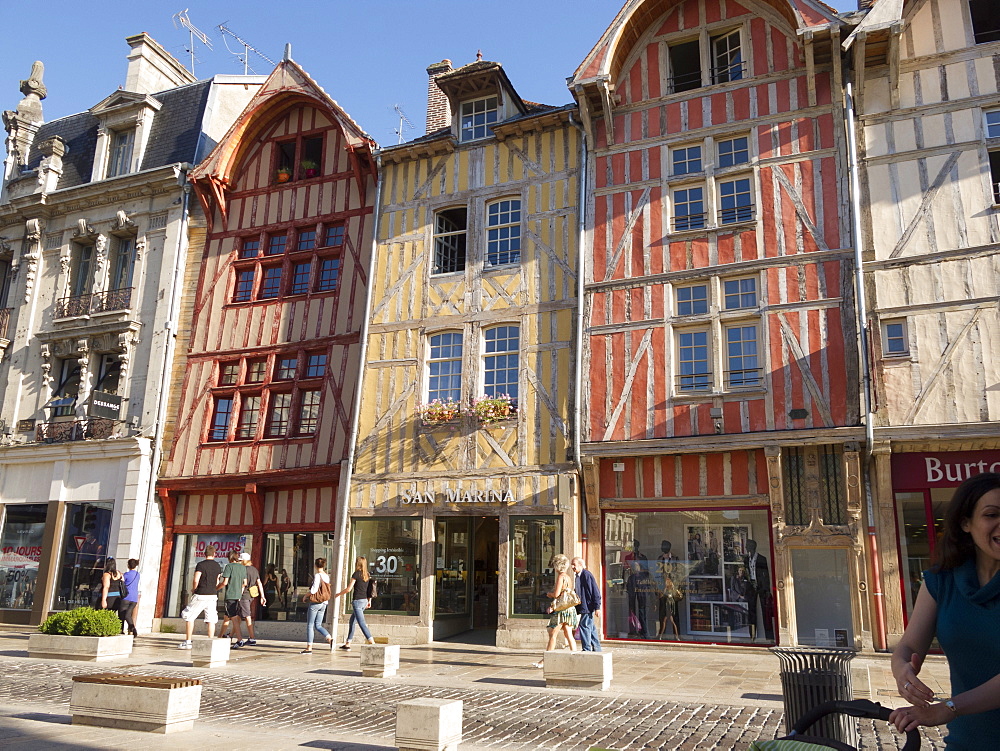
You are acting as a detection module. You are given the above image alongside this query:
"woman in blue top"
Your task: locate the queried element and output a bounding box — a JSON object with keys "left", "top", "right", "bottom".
{"left": 890, "top": 472, "right": 1000, "bottom": 749}
{"left": 119, "top": 558, "right": 140, "bottom": 636}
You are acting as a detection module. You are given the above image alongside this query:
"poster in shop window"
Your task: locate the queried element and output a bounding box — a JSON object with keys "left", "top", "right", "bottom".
{"left": 687, "top": 523, "right": 751, "bottom": 636}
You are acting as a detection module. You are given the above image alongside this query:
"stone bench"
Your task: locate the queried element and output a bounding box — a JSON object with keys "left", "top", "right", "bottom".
{"left": 360, "top": 643, "right": 399, "bottom": 678}
{"left": 396, "top": 697, "right": 462, "bottom": 751}
{"left": 191, "top": 637, "right": 230, "bottom": 668}
{"left": 543, "top": 650, "right": 613, "bottom": 690}
{"left": 70, "top": 674, "right": 202, "bottom": 734}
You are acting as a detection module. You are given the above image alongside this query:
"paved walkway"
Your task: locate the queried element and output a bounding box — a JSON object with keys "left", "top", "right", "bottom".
{"left": 0, "top": 627, "right": 950, "bottom": 750}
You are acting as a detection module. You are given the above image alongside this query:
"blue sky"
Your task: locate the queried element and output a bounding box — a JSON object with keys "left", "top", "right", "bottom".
{"left": 1, "top": 1, "right": 857, "bottom": 146}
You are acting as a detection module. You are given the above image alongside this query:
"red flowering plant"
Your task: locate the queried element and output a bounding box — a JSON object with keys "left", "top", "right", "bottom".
{"left": 419, "top": 398, "right": 463, "bottom": 425}
{"left": 471, "top": 393, "right": 517, "bottom": 425}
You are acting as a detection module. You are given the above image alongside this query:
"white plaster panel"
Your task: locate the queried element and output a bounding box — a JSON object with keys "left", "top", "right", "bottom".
{"left": 865, "top": 77, "right": 891, "bottom": 115}
{"left": 975, "top": 58, "right": 999, "bottom": 97}
{"left": 868, "top": 167, "right": 903, "bottom": 261}
{"left": 921, "top": 114, "right": 948, "bottom": 149}
{"left": 0, "top": 462, "right": 54, "bottom": 503}
{"left": 970, "top": 257, "right": 1000, "bottom": 298}
{"left": 909, "top": 7, "right": 938, "bottom": 59}
{"left": 893, "top": 119, "right": 918, "bottom": 155}
{"left": 61, "top": 456, "right": 128, "bottom": 502}
{"left": 939, "top": 5, "right": 971, "bottom": 53}
{"left": 898, "top": 72, "right": 917, "bottom": 110}
{"left": 946, "top": 63, "right": 972, "bottom": 102}
{"left": 949, "top": 109, "right": 979, "bottom": 143}
{"left": 865, "top": 123, "right": 890, "bottom": 159}
{"left": 876, "top": 268, "right": 908, "bottom": 309}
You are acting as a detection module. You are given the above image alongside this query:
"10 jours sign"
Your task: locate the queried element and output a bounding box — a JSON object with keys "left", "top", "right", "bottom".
{"left": 400, "top": 487, "right": 515, "bottom": 505}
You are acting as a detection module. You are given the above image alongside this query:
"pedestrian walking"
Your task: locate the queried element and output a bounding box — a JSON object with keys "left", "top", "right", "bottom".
{"left": 118, "top": 558, "right": 140, "bottom": 636}
{"left": 99, "top": 558, "right": 125, "bottom": 625}
{"left": 571, "top": 556, "right": 602, "bottom": 651}
{"left": 177, "top": 544, "right": 223, "bottom": 649}
{"left": 239, "top": 552, "right": 265, "bottom": 646}
{"left": 335, "top": 556, "right": 376, "bottom": 649}
{"left": 533, "top": 553, "right": 579, "bottom": 668}
{"left": 219, "top": 550, "right": 248, "bottom": 647}
{"left": 262, "top": 564, "right": 279, "bottom": 620}
{"left": 300, "top": 557, "right": 332, "bottom": 653}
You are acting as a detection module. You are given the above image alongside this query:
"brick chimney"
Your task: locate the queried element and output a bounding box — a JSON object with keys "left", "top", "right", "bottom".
{"left": 425, "top": 59, "right": 453, "bottom": 134}
{"left": 124, "top": 32, "right": 196, "bottom": 94}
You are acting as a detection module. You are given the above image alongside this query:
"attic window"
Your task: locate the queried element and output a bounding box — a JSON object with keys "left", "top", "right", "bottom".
{"left": 274, "top": 135, "right": 324, "bottom": 182}
{"left": 970, "top": 0, "right": 1000, "bottom": 44}
{"left": 460, "top": 96, "right": 499, "bottom": 142}
{"left": 107, "top": 129, "right": 135, "bottom": 177}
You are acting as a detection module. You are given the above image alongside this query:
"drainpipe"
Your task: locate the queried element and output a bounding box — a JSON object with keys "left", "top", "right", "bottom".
{"left": 329, "top": 150, "right": 383, "bottom": 643}
{"left": 137, "top": 163, "right": 191, "bottom": 621}
{"left": 568, "top": 112, "right": 588, "bottom": 548}
{"left": 845, "top": 81, "right": 886, "bottom": 651}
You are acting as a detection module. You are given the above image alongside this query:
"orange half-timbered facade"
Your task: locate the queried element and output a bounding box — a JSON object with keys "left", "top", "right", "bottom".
{"left": 156, "top": 60, "right": 376, "bottom": 625}
{"left": 574, "top": 0, "right": 874, "bottom": 649}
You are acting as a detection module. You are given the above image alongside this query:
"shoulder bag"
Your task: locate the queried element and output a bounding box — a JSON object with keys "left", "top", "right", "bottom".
{"left": 551, "top": 576, "right": 581, "bottom": 612}
{"left": 305, "top": 578, "right": 331, "bottom": 603}
{"left": 117, "top": 573, "right": 129, "bottom": 601}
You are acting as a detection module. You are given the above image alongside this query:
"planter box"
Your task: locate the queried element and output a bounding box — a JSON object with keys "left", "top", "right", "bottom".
{"left": 543, "top": 650, "right": 613, "bottom": 690}
{"left": 191, "top": 637, "right": 230, "bottom": 668}
{"left": 28, "top": 633, "right": 133, "bottom": 662}
{"left": 360, "top": 643, "right": 399, "bottom": 678}
{"left": 396, "top": 698, "right": 462, "bottom": 751}
{"left": 70, "top": 674, "right": 201, "bottom": 734}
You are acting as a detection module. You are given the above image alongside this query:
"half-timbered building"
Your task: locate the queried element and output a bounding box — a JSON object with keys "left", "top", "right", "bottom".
{"left": 851, "top": 0, "right": 1000, "bottom": 646}
{"left": 348, "top": 59, "right": 581, "bottom": 646}
{"left": 157, "top": 59, "right": 376, "bottom": 629}
{"left": 572, "top": 0, "right": 875, "bottom": 649}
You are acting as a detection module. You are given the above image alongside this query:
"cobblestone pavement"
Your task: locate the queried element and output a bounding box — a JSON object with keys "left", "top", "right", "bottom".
{"left": 0, "top": 654, "right": 945, "bottom": 750}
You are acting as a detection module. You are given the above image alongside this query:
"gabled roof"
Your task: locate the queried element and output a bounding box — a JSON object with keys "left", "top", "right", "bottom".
{"left": 89, "top": 90, "right": 162, "bottom": 117}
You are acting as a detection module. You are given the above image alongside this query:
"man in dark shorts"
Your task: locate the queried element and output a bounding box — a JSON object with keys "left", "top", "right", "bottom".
{"left": 239, "top": 552, "right": 266, "bottom": 646}
{"left": 219, "top": 550, "right": 248, "bottom": 646}
{"left": 178, "top": 545, "right": 223, "bottom": 649}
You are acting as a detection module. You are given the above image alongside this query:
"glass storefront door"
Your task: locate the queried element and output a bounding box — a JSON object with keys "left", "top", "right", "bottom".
{"left": 435, "top": 517, "right": 471, "bottom": 618}
{"left": 510, "top": 516, "right": 561, "bottom": 616}
{"left": 262, "top": 532, "right": 333, "bottom": 622}
{"left": 52, "top": 502, "right": 114, "bottom": 611}
{"left": 0, "top": 504, "right": 47, "bottom": 610}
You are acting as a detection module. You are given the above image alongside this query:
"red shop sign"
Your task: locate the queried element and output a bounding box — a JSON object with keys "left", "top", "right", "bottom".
{"left": 891, "top": 451, "right": 1000, "bottom": 489}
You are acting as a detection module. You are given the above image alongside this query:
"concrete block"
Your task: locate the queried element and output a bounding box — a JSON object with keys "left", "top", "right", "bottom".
{"left": 360, "top": 643, "right": 399, "bottom": 678}
{"left": 191, "top": 637, "right": 230, "bottom": 668}
{"left": 544, "top": 650, "right": 613, "bottom": 690}
{"left": 395, "top": 697, "right": 462, "bottom": 751}
{"left": 70, "top": 681, "right": 201, "bottom": 734}
{"left": 28, "top": 633, "right": 133, "bottom": 662}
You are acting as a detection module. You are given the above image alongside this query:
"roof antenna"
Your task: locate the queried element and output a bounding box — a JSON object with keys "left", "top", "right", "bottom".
{"left": 393, "top": 104, "right": 414, "bottom": 144}
{"left": 218, "top": 23, "right": 276, "bottom": 75}
{"left": 172, "top": 9, "right": 213, "bottom": 76}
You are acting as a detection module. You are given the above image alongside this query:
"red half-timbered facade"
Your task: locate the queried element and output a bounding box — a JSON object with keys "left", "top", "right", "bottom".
{"left": 156, "top": 61, "right": 376, "bottom": 624}
{"left": 573, "top": 0, "right": 874, "bottom": 649}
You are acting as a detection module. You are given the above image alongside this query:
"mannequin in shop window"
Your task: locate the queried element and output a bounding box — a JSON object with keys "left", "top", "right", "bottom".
{"left": 743, "top": 539, "right": 774, "bottom": 642}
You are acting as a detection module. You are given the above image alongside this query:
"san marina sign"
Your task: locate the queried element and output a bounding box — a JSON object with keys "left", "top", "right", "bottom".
{"left": 400, "top": 486, "right": 515, "bottom": 505}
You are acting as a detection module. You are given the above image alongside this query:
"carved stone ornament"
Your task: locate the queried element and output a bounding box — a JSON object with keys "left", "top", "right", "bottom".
{"left": 135, "top": 236, "right": 146, "bottom": 262}
{"left": 94, "top": 234, "right": 108, "bottom": 279}
{"left": 22, "top": 219, "right": 41, "bottom": 303}
{"left": 16, "top": 61, "right": 46, "bottom": 124}
{"left": 59, "top": 247, "right": 71, "bottom": 277}
{"left": 114, "top": 210, "right": 135, "bottom": 233}
{"left": 40, "top": 343, "right": 52, "bottom": 387}
{"left": 74, "top": 219, "right": 94, "bottom": 238}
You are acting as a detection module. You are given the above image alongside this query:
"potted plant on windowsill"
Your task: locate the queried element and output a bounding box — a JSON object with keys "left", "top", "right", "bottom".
{"left": 300, "top": 159, "right": 319, "bottom": 179}
{"left": 276, "top": 165, "right": 292, "bottom": 183}
{"left": 419, "top": 398, "right": 463, "bottom": 426}
{"left": 28, "top": 607, "right": 133, "bottom": 662}
{"left": 471, "top": 393, "right": 517, "bottom": 425}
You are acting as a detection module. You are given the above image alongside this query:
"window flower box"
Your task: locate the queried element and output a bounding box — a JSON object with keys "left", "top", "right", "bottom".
{"left": 300, "top": 159, "right": 318, "bottom": 178}
{"left": 276, "top": 166, "right": 292, "bottom": 183}
{"left": 472, "top": 394, "right": 517, "bottom": 425}
{"left": 419, "top": 399, "right": 463, "bottom": 426}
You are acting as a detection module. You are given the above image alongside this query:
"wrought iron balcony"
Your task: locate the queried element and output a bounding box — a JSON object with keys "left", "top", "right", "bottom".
{"left": 672, "top": 212, "right": 708, "bottom": 232}
{"left": 718, "top": 205, "right": 755, "bottom": 225}
{"left": 675, "top": 371, "right": 712, "bottom": 392}
{"left": 55, "top": 288, "right": 133, "bottom": 318}
{"left": 724, "top": 368, "right": 764, "bottom": 389}
{"left": 35, "top": 418, "right": 117, "bottom": 443}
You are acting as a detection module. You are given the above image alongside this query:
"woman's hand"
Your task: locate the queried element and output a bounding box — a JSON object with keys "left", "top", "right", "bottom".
{"left": 101, "top": 599, "right": 107, "bottom": 609}
{"left": 365, "top": 599, "right": 371, "bottom": 609}
{"left": 889, "top": 702, "right": 952, "bottom": 733}
{"left": 895, "top": 652, "right": 936, "bottom": 707}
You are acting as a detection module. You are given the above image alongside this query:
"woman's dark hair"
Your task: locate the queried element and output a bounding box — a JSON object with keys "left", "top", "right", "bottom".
{"left": 104, "top": 557, "right": 118, "bottom": 575}
{"left": 127, "top": 558, "right": 139, "bottom": 570}
{"left": 315, "top": 557, "right": 327, "bottom": 569}
{"left": 934, "top": 472, "right": 1000, "bottom": 571}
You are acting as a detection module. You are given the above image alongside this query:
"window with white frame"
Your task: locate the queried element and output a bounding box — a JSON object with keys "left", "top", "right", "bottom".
{"left": 673, "top": 186, "right": 706, "bottom": 231}
{"left": 107, "top": 129, "right": 135, "bottom": 178}
{"left": 725, "top": 324, "right": 761, "bottom": 388}
{"left": 483, "top": 325, "right": 519, "bottom": 404}
{"left": 672, "top": 145, "right": 702, "bottom": 176}
{"left": 882, "top": 320, "right": 909, "bottom": 357}
{"left": 669, "top": 133, "right": 755, "bottom": 232}
{"left": 718, "top": 177, "right": 753, "bottom": 224}
{"left": 711, "top": 29, "right": 744, "bottom": 84}
{"left": 433, "top": 208, "right": 468, "bottom": 274}
{"left": 718, "top": 136, "right": 750, "bottom": 168}
{"left": 427, "top": 332, "right": 463, "bottom": 404}
{"left": 460, "top": 96, "right": 499, "bottom": 142}
{"left": 987, "top": 110, "right": 1000, "bottom": 204}
{"left": 676, "top": 284, "right": 708, "bottom": 315}
{"left": 677, "top": 330, "right": 711, "bottom": 391}
{"left": 723, "top": 277, "right": 757, "bottom": 310}
{"left": 667, "top": 29, "right": 744, "bottom": 94}
{"left": 486, "top": 199, "right": 521, "bottom": 266}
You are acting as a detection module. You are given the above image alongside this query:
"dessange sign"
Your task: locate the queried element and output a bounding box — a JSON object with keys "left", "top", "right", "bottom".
{"left": 892, "top": 451, "right": 1000, "bottom": 488}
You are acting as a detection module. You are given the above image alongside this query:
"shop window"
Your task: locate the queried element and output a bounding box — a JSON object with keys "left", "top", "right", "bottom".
{"left": 970, "top": 0, "right": 1000, "bottom": 44}
{"left": 724, "top": 277, "right": 757, "bottom": 309}
{"left": 486, "top": 199, "right": 521, "bottom": 266}
{"left": 511, "top": 516, "right": 562, "bottom": 616}
{"left": 52, "top": 502, "right": 114, "bottom": 611}
{"left": 668, "top": 39, "right": 702, "bottom": 93}
{"left": 718, "top": 177, "right": 754, "bottom": 224}
{"left": 256, "top": 532, "right": 334, "bottom": 621}
{"left": 436, "top": 517, "right": 471, "bottom": 616}
{"left": 676, "top": 284, "right": 708, "bottom": 316}
{"left": 208, "top": 396, "right": 234, "bottom": 441}
{"left": 791, "top": 547, "right": 853, "bottom": 647}
{"left": 676, "top": 330, "right": 711, "bottom": 392}
{"left": 428, "top": 331, "right": 463, "bottom": 403}
{"left": 0, "top": 503, "right": 47, "bottom": 610}
{"left": 483, "top": 325, "right": 519, "bottom": 404}
{"left": 459, "top": 95, "right": 499, "bottom": 142}
{"left": 107, "top": 128, "right": 135, "bottom": 177}
{"left": 672, "top": 145, "right": 702, "bottom": 176}
{"left": 433, "top": 208, "right": 468, "bottom": 275}
{"left": 882, "top": 319, "right": 909, "bottom": 357}
{"left": 718, "top": 136, "right": 750, "bottom": 168}
{"left": 602, "top": 508, "right": 772, "bottom": 644}
{"left": 351, "top": 518, "right": 421, "bottom": 614}
{"left": 165, "top": 533, "right": 249, "bottom": 618}
{"left": 724, "top": 324, "right": 761, "bottom": 388}
{"left": 711, "top": 29, "right": 744, "bottom": 84}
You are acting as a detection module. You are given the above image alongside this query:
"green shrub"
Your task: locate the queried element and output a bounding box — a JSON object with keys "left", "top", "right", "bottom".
{"left": 38, "top": 607, "right": 122, "bottom": 637}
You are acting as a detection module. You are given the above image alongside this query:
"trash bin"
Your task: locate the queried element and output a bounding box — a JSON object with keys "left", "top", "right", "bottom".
{"left": 770, "top": 647, "right": 857, "bottom": 747}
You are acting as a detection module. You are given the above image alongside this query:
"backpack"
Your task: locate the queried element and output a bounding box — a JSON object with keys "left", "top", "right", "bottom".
{"left": 366, "top": 578, "right": 378, "bottom": 599}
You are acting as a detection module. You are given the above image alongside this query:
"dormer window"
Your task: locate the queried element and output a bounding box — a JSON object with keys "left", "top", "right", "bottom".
{"left": 89, "top": 91, "right": 161, "bottom": 182}
{"left": 460, "top": 96, "right": 499, "bottom": 142}
{"left": 274, "top": 134, "right": 323, "bottom": 182}
{"left": 107, "top": 129, "right": 135, "bottom": 177}
{"left": 667, "top": 28, "right": 745, "bottom": 94}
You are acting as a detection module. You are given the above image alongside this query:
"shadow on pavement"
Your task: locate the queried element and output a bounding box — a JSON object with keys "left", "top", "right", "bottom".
{"left": 148, "top": 660, "right": 196, "bottom": 667}
{"left": 300, "top": 741, "right": 394, "bottom": 750}
{"left": 476, "top": 676, "right": 544, "bottom": 687}
{"left": 742, "top": 693, "right": 784, "bottom": 701}
{"left": 0, "top": 649, "right": 28, "bottom": 657}
{"left": 10, "top": 712, "right": 71, "bottom": 725}
{"left": 307, "top": 669, "right": 361, "bottom": 677}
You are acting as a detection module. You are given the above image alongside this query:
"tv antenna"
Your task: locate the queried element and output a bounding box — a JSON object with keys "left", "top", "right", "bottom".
{"left": 393, "top": 105, "right": 414, "bottom": 144}
{"left": 172, "top": 9, "right": 213, "bottom": 76}
{"left": 218, "top": 24, "right": 276, "bottom": 75}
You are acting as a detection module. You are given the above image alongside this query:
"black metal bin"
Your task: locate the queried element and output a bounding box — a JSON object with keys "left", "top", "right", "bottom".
{"left": 771, "top": 647, "right": 857, "bottom": 747}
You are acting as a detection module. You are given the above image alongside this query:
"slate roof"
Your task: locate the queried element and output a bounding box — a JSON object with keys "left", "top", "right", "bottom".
{"left": 24, "top": 79, "right": 213, "bottom": 190}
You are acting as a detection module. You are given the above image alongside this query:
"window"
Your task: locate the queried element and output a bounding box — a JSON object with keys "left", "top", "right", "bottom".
{"left": 233, "top": 270, "right": 254, "bottom": 302}
{"left": 323, "top": 225, "right": 345, "bottom": 247}
{"left": 486, "top": 199, "right": 521, "bottom": 266}
{"left": 668, "top": 40, "right": 702, "bottom": 93}
{"left": 239, "top": 238, "right": 260, "bottom": 259}
{"left": 718, "top": 137, "right": 750, "bottom": 168}
{"left": 677, "top": 330, "right": 711, "bottom": 391}
{"left": 297, "top": 230, "right": 316, "bottom": 252}
{"left": 247, "top": 359, "right": 267, "bottom": 383}
{"left": 266, "top": 392, "right": 292, "bottom": 437}
{"left": 274, "top": 134, "right": 324, "bottom": 181}
{"left": 316, "top": 258, "right": 340, "bottom": 292}
{"left": 275, "top": 357, "right": 297, "bottom": 380}
{"left": 304, "top": 353, "right": 327, "bottom": 379}
{"left": 266, "top": 234, "right": 287, "bottom": 256}
{"left": 95, "top": 354, "right": 122, "bottom": 395}
{"left": 676, "top": 284, "right": 708, "bottom": 315}
{"left": 723, "top": 278, "right": 757, "bottom": 310}
{"left": 712, "top": 29, "right": 744, "bottom": 84}
{"left": 989, "top": 151, "right": 1000, "bottom": 204}
{"left": 511, "top": 517, "right": 562, "bottom": 615}
{"left": 725, "top": 325, "right": 761, "bottom": 388}
{"left": 719, "top": 178, "right": 754, "bottom": 223}
{"left": 107, "top": 129, "right": 135, "bottom": 177}
{"left": 209, "top": 397, "right": 234, "bottom": 441}
{"left": 51, "top": 359, "right": 82, "bottom": 417}
{"left": 484, "top": 325, "right": 519, "bottom": 403}
{"left": 236, "top": 395, "right": 261, "bottom": 439}
{"left": 460, "top": 96, "right": 499, "bottom": 141}
{"left": 428, "top": 332, "right": 463, "bottom": 403}
{"left": 673, "top": 187, "right": 706, "bottom": 231}
{"left": 110, "top": 237, "right": 135, "bottom": 290}
{"left": 433, "top": 208, "right": 468, "bottom": 274}
{"left": 70, "top": 245, "right": 93, "bottom": 297}
{"left": 290, "top": 261, "right": 311, "bottom": 294}
{"left": 259, "top": 266, "right": 283, "bottom": 299}
{"left": 883, "top": 320, "right": 909, "bottom": 356}
{"left": 672, "top": 145, "right": 702, "bottom": 176}
{"left": 298, "top": 390, "right": 321, "bottom": 434}
{"left": 219, "top": 362, "right": 239, "bottom": 386}
{"left": 987, "top": 110, "right": 1000, "bottom": 138}
{"left": 351, "top": 519, "right": 421, "bottom": 615}
{"left": 970, "top": 0, "right": 1000, "bottom": 44}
